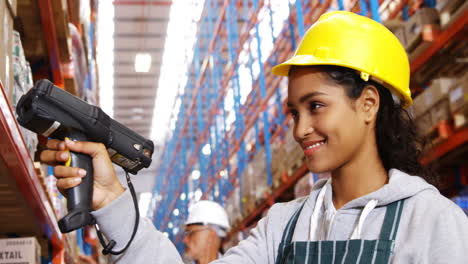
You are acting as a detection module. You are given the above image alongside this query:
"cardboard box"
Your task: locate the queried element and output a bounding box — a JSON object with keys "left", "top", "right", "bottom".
{"left": 394, "top": 28, "right": 407, "bottom": 48}
{"left": 412, "top": 78, "right": 456, "bottom": 118}
{"left": 415, "top": 111, "right": 433, "bottom": 136}
{"left": 449, "top": 73, "right": 468, "bottom": 114}
{"left": 0, "top": 237, "right": 41, "bottom": 264}
{"left": 436, "top": 0, "right": 465, "bottom": 27}
{"left": 404, "top": 8, "right": 440, "bottom": 52}
{"left": 384, "top": 19, "right": 407, "bottom": 47}
{"left": 429, "top": 78, "right": 456, "bottom": 106}
{"left": 431, "top": 99, "right": 451, "bottom": 125}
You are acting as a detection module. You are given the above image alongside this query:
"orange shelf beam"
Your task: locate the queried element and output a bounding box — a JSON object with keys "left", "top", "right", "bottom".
{"left": 410, "top": 8, "right": 468, "bottom": 74}
{"left": 421, "top": 127, "right": 468, "bottom": 166}
{"left": 37, "top": 0, "right": 65, "bottom": 88}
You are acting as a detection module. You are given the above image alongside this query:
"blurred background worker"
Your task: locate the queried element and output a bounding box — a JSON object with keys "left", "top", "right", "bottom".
{"left": 182, "top": 200, "right": 230, "bottom": 264}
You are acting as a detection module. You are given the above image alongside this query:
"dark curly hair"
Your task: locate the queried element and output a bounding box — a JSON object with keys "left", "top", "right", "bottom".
{"left": 317, "top": 65, "right": 437, "bottom": 185}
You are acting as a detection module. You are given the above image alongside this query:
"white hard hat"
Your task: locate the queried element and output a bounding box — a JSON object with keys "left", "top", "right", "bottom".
{"left": 185, "top": 200, "right": 230, "bottom": 232}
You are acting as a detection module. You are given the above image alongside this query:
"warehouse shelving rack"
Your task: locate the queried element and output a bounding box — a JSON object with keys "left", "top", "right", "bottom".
{"left": 0, "top": 81, "right": 64, "bottom": 262}
{"left": 151, "top": 0, "right": 467, "bottom": 251}
{"left": 0, "top": 0, "right": 100, "bottom": 263}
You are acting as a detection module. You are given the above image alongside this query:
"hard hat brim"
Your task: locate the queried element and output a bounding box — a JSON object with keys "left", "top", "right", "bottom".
{"left": 272, "top": 54, "right": 348, "bottom": 76}
{"left": 271, "top": 55, "right": 413, "bottom": 107}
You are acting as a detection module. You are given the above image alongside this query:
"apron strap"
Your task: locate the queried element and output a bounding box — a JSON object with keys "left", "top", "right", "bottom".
{"left": 379, "top": 200, "right": 405, "bottom": 240}
{"left": 275, "top": 201, "right": 307, "bottom": 263}
{"left": 281, "top": 202, "right": 307, "bottom": 244}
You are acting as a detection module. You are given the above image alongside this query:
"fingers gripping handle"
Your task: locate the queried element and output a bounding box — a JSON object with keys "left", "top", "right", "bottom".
{"left": 58, "top": 136, "right": 94, "bottom": 233}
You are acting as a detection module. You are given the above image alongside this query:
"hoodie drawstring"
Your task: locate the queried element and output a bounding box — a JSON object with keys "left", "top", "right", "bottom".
{"left": 309, "top": 179, "right": 330, "bottom": 240}
{"left": 350, "top": 199, "right": 378, "bottom": 239}
{"left": 309, "top": 179, "right": 379, "bottom": 241}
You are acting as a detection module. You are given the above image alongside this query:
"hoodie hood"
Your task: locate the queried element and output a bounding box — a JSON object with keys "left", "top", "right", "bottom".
{"left": 310, "top": 169, "right": 438, "bottom": 209}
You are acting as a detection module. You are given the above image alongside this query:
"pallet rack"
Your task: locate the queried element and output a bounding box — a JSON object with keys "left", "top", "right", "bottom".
{"left": 0, "top": 0, "right": 100, "bottom": 262}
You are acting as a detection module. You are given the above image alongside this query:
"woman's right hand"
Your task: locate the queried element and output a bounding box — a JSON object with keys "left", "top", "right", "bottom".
{"left": 39, "top": 138, "right": 125, "bottom": 210}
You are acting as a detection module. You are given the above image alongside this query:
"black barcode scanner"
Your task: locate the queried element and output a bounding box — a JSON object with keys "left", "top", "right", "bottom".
{"left": 16, "top": 79, "right": 154, "bottom": 234}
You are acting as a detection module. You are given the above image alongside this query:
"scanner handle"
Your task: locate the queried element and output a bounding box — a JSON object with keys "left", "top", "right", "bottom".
{"left": 58, "top": 132, "right": 94, "bottom": 233}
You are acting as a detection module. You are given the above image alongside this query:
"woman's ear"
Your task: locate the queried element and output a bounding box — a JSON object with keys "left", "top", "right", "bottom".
{"left": 357, "top": 85, "right": 380, "bottom": 123}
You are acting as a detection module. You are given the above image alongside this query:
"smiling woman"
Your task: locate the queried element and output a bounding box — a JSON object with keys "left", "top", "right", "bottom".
{"left": 286, "top": 65, "right": 434, "bottom": 185}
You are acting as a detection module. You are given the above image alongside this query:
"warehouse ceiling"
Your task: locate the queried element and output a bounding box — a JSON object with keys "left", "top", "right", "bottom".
{"left": 112, "top": 0, "right": 171, "bottom": 194}
{"left": 112, "top": 0, "right": 170, "bottom": 138}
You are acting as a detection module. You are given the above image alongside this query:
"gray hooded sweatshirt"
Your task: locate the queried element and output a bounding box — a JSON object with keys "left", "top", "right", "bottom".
{"left": 92, "top": 169, "right": 468, "bottom": 263}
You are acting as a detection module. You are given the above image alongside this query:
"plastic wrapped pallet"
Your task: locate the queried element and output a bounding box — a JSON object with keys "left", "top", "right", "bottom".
{"left": 12, "top": 30, "right": 37, "bottom": 159}
{"left": 12, "top": 31, "right": 28, "bottom": 108}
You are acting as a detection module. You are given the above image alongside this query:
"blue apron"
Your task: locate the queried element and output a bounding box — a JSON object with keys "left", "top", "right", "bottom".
{"left": 275, "top": 200, "right": 405, "bottom": 264}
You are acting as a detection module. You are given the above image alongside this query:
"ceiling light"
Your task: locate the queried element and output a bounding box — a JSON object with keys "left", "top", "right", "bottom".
{"left": 202, "top": 144, "right": 211, "bottom": 155}
{"left": 191, "top": 170, "right": 200, "bottom": 180}
{"left": 134, "top": 53, "right": 152, "bottom": 73}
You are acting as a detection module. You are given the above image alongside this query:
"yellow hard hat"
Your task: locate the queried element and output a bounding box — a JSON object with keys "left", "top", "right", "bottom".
{"left": 272, "top": 11, "right": 412, "bottom": 107}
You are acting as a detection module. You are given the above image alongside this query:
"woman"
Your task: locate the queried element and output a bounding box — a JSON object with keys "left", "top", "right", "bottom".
{"left": 41, "top": 11, "right": 468, "bottom": 263}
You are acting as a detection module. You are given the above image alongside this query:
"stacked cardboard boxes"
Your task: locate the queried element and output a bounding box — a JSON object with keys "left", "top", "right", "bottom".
{"left": 436, "top": 0, "right": 466, "bottom": 28}
{"left": 449, "top": 73, "right": 468, "bottom": 129}
{"left": 413, "top": 78, "right": 456, "bottom": 136}
{"left": 0, "top": 237, "right": 41, "bottom": 264}
{"left": 404, "top": 8, "right": 440, "bottom": 54}
{"left": 384, "top": 19, "right": 407, "bottom": 48}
